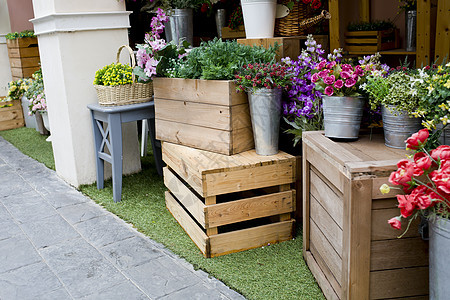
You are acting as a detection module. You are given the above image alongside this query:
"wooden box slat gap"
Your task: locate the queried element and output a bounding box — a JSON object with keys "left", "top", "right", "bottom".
{"left": 309, "top": 243, "right": 342, "bottom": 298}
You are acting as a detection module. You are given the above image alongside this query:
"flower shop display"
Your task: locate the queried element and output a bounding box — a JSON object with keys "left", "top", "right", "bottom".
{"left": 5, "top": 30, "right": 40, "bottom": 80}
{"left": 162, "top": 141, "right": 296, "bottom": 257}
{"left": 302, "top": 130, "right": 429, "bottom": 300}
{"left": 383, "top": 129, "right": 450, "bottom": 298}
{"left": 93, "top": 45, "right": 153, "bottom": 106}
{"left": 241, "top": 0, "right": 277, "bottom": 38}
{"left": 345, "top": 20, "right": 399, "bottom": 53}
{"left": 363, "top": 66, "right": 428, "bottom": 148}
{"left": 234, "top": 62, "right": 291, "bottom": 155}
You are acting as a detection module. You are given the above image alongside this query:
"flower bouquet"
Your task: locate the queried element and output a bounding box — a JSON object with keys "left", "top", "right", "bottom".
{"left": 25, "top": 69, "right": 46, "bottom": 115}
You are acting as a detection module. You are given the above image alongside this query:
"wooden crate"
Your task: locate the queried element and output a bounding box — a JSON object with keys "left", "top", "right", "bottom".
{"left": 302, "top": 131, "right": 429, "bottom": 300}
{"left": 6, "top": 37, "right": 40, "bottom": 80}
{"left": 162, "top": 142, "right": 297, "bottom": 257}
{"left": 0, "top": 99, "right": 25, "bottom": 131}
{"left": 344, "top": 29, "right": 399, "bottom": 53}
{"left": 222, "top": 26, "right": 246, "bottom": 39}
{"left": 237, "top": 35, "right": 329, "bottom": 61}
{"left": 153, "top": 77, "right": 254, "bottom": 156}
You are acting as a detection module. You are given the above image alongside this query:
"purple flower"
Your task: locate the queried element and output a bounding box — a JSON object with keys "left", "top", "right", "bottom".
{"left": 345, "top": 78, "right": 356, "bottom": 88}
{"left": 324, "top": 85, "right": 334, "bottom": 96}
{"left": 334, "top": 79, "right": 343, "bottom": 89}
{"left": 323, "top": 75, "right": 335, "bottom": 85}
{"left": 136, "top": 48, "right": 150, "bottom": 68}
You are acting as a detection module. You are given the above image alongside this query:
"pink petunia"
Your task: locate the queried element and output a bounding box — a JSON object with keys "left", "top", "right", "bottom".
{"left": 324, "top": 85, "right": 334, "bottom": 96}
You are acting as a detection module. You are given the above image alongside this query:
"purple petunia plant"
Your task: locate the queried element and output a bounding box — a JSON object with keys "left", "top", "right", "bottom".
{"left": 281, "top": 35, "right": 342, "bottom": 146}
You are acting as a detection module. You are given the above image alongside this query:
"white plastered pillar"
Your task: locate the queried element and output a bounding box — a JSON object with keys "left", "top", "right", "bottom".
{"left": 31, "top": 0, "right": 141, "bottom": 187}
{"left": 0, "top": 0, "right": 12, "bottom": 96}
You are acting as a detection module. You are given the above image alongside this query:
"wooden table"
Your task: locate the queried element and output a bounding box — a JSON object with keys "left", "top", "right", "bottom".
{"left": 302, "top": 131, "right": 429, "bottom": 300}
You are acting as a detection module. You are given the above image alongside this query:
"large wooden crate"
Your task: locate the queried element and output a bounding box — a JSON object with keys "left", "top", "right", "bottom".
{"left": 163, "top": 142, "right": 297, "bottom": 257}
{"left": 302, "top": 131, "right": 429, "bottom": 300}
{"left": 153, "top": 77, "right": 254, "bottom": 156}
{"left": 344, "top": 29, "right": 399, "bottom": 53}
{"left": 6, "top": 37, "right": 40, "bottom": 80}
{"left": 0, "top": 99, "right": 25, "bottom": 131}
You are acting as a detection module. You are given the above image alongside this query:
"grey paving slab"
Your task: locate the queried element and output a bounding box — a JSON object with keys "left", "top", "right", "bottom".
{"left": 0, "top": 217, "right": 22, "bottom": 241}
{"left": 74, "top": 214, "right": 136, "bottom": 248}
{"left": 20, "top": 214, "right": 80, "bottom": 249}
{"left": 0, "top": 262, "right": 63, "bottom": 299}
{"left": 57, "top": 201, "right": 108, "bottom": 225}
{"left": 39, "top": 288, "right": 72, "bottom": 300}
{"left": 0, "top": 173, "right": 34, "bottom": 197}
{"left": 80, "top": 281, "right": 149, "bottom": 300}
{"left": 0, "top": 235, "right": 41, "bottom": 274}
{"left": 158, "top": 282, "right": 232, "bottom": 300}
{"left": 5, "top": 197, "right": 57, "bottom": 224}
{"left": 44, "top": 190, "right": 90, "bottom": 209}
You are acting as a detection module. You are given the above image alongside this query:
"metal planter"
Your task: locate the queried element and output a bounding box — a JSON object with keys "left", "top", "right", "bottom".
{"left": 381, "top": 105, "right": 422, "bottom": 149}
{"left": 429, "top": 215, "right": 450, "bottom": 299}
{"left": 164, "top": 9, "right": 193, "bottom": 46}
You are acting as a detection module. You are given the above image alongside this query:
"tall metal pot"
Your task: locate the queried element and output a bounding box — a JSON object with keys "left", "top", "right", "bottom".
{"left": 381, "top": 105, "right": 422, "bottom": 149}
{"left": 429, "top": 216, "right": 450, "bottom": 299}
{"left": 164, "top": 9, "right": 193, "bottom": 46}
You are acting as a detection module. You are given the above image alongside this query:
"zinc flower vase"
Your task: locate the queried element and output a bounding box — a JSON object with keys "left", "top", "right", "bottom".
{"left": 248, "top": 88, "right": 282, "bottom": 155}
{"left": 429, "top": 216, "right": 450, "bottom": 299}
{"left": 241, "top": 0, "right": 277, "bottom": 38}
{"left": 40, "top": 110, "right": 50, "bottom": 132}
{"left": 164, "top": 9, "right": 193, "bottom": 46}
{"left": 322, "top": 95, "right": 365, "bottom": 140}
{"left": 381, "top": 105, "right": 422, "bottom": 149}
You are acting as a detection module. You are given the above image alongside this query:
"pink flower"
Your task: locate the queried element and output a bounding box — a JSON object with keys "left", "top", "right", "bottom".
{"left": 388, "top": 216, "right": 402, "bottom": 230}
{"left": 136, "top": 48, "right": 150, "bottom": 68}
{"left": 344, "top": 78, "right": 356, "bottom": 87}
{"left": 326, "top": 61, "right": 336, "bottom": 69}
{"left": 324, "top": 85, "right": 334, "bottom": 96}
{"left": 311, "top": 73, "right": 320, "bottom": 83}
{"left": 144, "top": 57, "right": 158, "bottom": 77}
{"left": 354, "top": 65, "right": 364, "bottom": 76}
{"left": 334, "top": 79, "right": 343, "bottom": 89}
{"left": 413, "top": 152, "right": 432, "bottom": 171}
{"left": 341, "top": 64, "right": 353, "bottom": 72}
{"left": 406, "top": 129, "right": 429, "bottom": 150}
{"left": 319, "top": 70, "right": 329, "bottom": 78}
{"left": 340, "top": 71, "right": 351, "bottom": 79}
{"left": 323, "top": 75, "right": 335, "bottom": 85}
{"left": 317, "top": 61, "right": 326, "bottom": 70}
{"left": 397, "top": 194, "right": 416, "bottom": 218}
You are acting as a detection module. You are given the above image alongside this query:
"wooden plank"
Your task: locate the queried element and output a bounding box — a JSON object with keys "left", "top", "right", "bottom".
{"left": 359, "top": 0, "right": 370, "bottom": 22}
{"left": 278, "top": 184, "right": 292, "bottom": 222}
{"left": 294, "top": 156, "right": 302, "bottom": 223}
{"left": 10, "top": 66, "right": 39, "bottom": 78}
{"left": 9, "top": 56, "right": 40, "bottom": 68}
{"left": 230, "top": 126, "right": 254, "bottom": 154}
{"left": 208, "top": 219, "right": 294, "bottom": 257}
{"left": 310, "top": 220, "right": 342, "bottom": 285}
{"left": 310, "top": 168, "right": 343, "bottom": 228}
{"left": 156, "top": 119, "right": 234, "bottom": 155}
{"left": 203, "top": 160, "right": 295, "bottom": 197}
{"left": 310, "top": 195, "right": 343, "bottom": 255}
{"left": 165, "top": 191, "right": 209, "bottom": 256}
{"left": 152, "top": 77, "right": 247, "bottom": 106}
{"left": 369, "top": 267, "right": 429, "bottom": 299}
{"left": 416, "top": 0, "right": 431, "bottom": 67}
{"left": 6, "top": 37, "right": 38, "bottom": 48}
{"left": 345, "top": 45, "right": 378, "bottom": 52}
{"left": 370, "top": 237, "right": 428, "bottom": 271}
{"left": 371, "top": 208, "right": 421, "bottom": 240}
{"left": 303, "top": 145, "right": 311, "bottom": 256}
{"left": 328, "top": 0, "right": 341, "bottom": 50}
{"left": 155, "top": 98, "right": 232, "bottom": 130}
{"left": 345, "top": 31, "right": 379, "bottom": 37}
{"left": 372, "top": 197, "right": 398, "bottom": 210}
{"left": 8, "top": 47, "right": 39, "bottom": 58}
{"left": 230, "top": 103, "right": 251, "bottom": 129}
{"left": 221, "top": 26, "right": 246, "bottom": 39}
{"left": 345, "top": 159, "right": 400, "bottom": 175}
{"left": 0, "top": 109, "right": 24, "bottom": 122}
{"left": 206, "top": 190, "right": 295, "bottom": 227}
{"left": 205, "top": 196, "right": 218, "bottom": 236}
{"left": 342, "top": 179, "right": 372, "bottom": 300}
{"left": 371, "top": 177, "right": 403, "bottom": 199}
{"left": 305, "top": 251, "right": 340, "bottom": 300}
{"left": 0, "top": 118, "right": 25, "bottom": 131}
{"left": 310, "top": 242, "right": 342, "bottom": 298}
{"left": 434, "top": 0, "right": 450, "bottom": 64}
{"left": 163, "top": 167, "right": 206, "bottom": 228}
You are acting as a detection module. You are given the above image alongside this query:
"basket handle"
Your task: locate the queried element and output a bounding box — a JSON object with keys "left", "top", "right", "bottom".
{"left": 116, "top": 44, "right": 136, "bottom": 83}
{"left": 299, "top": 10, "right": 331, "bottom": 30}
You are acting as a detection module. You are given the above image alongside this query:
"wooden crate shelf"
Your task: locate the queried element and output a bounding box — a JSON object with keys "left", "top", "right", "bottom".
{"left": 6, "top": 37, "right": 40, "bottom": 80}
{"left": 0, "top": 99, "right": 25, "bottom": 131}
{"left": 345, "top": 29, "right": 399, "bottom": 53}
{"left": 302, "top": 131, "right": 429, "bottom": 300}
{"left": 163, "top": 142, "right": 297, "bottom": 257}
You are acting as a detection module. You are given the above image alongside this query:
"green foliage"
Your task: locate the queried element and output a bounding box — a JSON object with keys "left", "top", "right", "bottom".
{"left": 283, "top": 115, "right": 324, "bottom": 147}
{"left": 347, "top": 20, "right": 395, "bottom": 31}
{"left": 5, "top": 30, "right": 35, "bottom": 40}
{"left": 177, "top": 38, "right": 278, "bottom": 80}
{"left": 94, "top": 63, "right": 133, "bottom": 86}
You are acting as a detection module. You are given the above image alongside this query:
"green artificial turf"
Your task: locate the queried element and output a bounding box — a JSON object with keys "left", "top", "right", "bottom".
{"left": 1, "top": 127, "right": 325, "bottom": 300}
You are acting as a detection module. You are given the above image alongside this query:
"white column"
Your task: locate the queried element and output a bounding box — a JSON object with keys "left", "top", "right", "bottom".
{"left": 31, "top": 0, "right": 142, "bottom": 187}
{"left": 0, "top": 0, "right": 12, "bottom": 96}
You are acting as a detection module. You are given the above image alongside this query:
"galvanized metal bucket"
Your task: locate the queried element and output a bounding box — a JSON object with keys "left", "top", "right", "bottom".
{"left": 381, "top": 105, "right": 422, "bottom": 149}
{"left": 429, "top": 216, "right": 450, "bottom": 300}
{"left": 436, "top": 123, "right": 450, "bottom": 145}
{"left": 405, "top": 10, "right": 417, "bottom": 52}
{"left": 164, "top": 9, "right": 193, "bottom": 46}
{"left": 215, "top": 9, "right": 226, "bottom": 38}
{"left": 248, "top": 88, "right": 282, "bottom": 155}
{"left": 322, "top": 96, "right": 365, "bottom": 140}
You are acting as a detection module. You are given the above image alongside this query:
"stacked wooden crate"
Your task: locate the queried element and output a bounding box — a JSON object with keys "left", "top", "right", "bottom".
{"left": 153, "top": 78, "right": 297, "bottom": 256}
{"left": 6, "top": 37, "right": 40, "bottom": 80}
{"left": 0, "top": 97, "right": 25, "bottom": 131}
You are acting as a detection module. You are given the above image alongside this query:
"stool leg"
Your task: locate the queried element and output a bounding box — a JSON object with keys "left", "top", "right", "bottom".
{"left": 91, "top": 111, "right": 104, "bottom": 190}
{"left": 109, "top": 114, "right": 123, "bottom": 203}
{"left": 141, "top": 119, "right": 149, "bottom": 157}
{"left": 148, "top": 117, "right": 164, "bottom": 176}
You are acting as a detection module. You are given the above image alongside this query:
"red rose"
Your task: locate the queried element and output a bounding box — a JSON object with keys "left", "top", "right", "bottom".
{"left": 431, "top": 145, "right": 450, "bottom": 162}
{"left": 388, "top": 216, "right": 402, "bottom": 230}
{"left": 406, "top": 129, "right": 429, "bottom": 150}
{"left": 389, "top": 159, "right": 414, "bottom": 187}
{"left": 410, "top": 185, "right": 433, "bottom": 210}
{"left": 200, "top": 3, "right": 209, "bottom": 13}
{"left": 397, "top": 194, "right": 416, "bottom": 218}
{"left": 431, "top": 169, "right": 450, "bottom": 195}
{"left": 413, "top": 152, "right": 432, "bottom": 174}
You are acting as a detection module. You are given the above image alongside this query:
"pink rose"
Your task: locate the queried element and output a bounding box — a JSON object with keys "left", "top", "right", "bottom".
{"left": 334, "top": 79, "right": 343, "bottom": 89}
{"left": 319, "top": 70, "right": 329, "bottom": 78}
{"left": 388, "top": 216, "right": 402, "bottom": 230}
{"left": 431, "top": 145, "right": 450, "bottom": 161}
{"left": 311, "top": 73, "right": 319, "bottom": 83}
{"left": 323, "top": 75, "right": 335, "bottom": 85}
{"left": 340, "top": 71, "right": 351, "bottom": 79}
{"left": 341, "top": 64, "right": 353, "bottom": 72}
{"left": 406, "top": 129, "right": 429, "bottom": 150}
{"left": 324, "top": 85, "right": 334, "bottom": 96}
{"left": 344, "top": 78, "right": 356, "bottom": 87}
{"left": 389, "top": 159, "right": 414, "bottom": 187}
{"left": 317, "top": 61, "right": 326, "bottom": 70}
{"left": 431, "top": 169, "right": 450, "bottom": 195}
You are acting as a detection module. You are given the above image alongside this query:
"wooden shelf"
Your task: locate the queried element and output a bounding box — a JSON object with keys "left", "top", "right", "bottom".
{"left": 349, "top": 48, "right": 416, "bottom": 55}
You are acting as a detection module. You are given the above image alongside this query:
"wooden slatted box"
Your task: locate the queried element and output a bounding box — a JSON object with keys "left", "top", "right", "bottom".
{"left": 153, "top": 77, "right": 254, "bottom": 156}
{"left": 163, "top": 142, "right": 297, "bottom": 257}
{"left": 0, "top": 98, "right": 25, "bottom": 131}
{"left": 302, "top": 131, "right": 428, "bottom": 300}
{"left": 6, "top": 37, "right": 40, "bottom": 80}
{"left": 345, "top": 29, "right": 399, "bottom": 53}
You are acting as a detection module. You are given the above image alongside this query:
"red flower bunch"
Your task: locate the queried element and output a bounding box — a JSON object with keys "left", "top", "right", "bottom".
{"left": 302, "top": 0, "right": 322, "bottom": 9}
{"left": 384, "top": 129, "right": 450, "bottom": 232}
{"left": 234, "top": 62, "right": 292, "bottom": 92}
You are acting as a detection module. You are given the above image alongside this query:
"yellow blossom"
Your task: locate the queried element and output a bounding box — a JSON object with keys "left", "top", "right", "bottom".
{"left": 444, "top": 79, "right": 450, "bottom": 89}
{"left": 440, "top": 116, "right": 449, "bottom": 125}
{"left": 438, "top": 65, "right": 444, "bottom": 73}
{"left": 438, "top": 103, "right": 449, "bottom": 111}
{"left": 380, "top": 184, "right": 391, "bottom": 194}
{"left": 423, "top": 119, "right": 436, "bottom": 129}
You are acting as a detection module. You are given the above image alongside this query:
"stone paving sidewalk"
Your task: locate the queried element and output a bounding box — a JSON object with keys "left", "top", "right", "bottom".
{"left": 0, "top": 137, "right": 245, "bottom": 300}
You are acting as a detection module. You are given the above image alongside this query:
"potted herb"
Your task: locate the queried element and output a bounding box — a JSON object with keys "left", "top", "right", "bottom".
{"left": 234, "top": 61, "right": 292, "bottom": 155}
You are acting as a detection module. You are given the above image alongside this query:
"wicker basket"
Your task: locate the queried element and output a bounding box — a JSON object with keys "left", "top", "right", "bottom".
{"left": 94, "top": 45, "right": 153, "bottom": 106}
{"left": 275, "top": 1, "right": 331, "bottom": 36}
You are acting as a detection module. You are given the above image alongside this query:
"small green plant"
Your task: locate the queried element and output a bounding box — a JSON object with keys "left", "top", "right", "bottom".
{"left": 176, "top": 38, "right": 278, "bottom": 80}
{"left": 93, "top": 63, "right": 133, "bottom": 86}
{"left": 347, "top": 20, "right": 395, "bottom": 31}
{"left": 6, "top": 30, "right": 35, "bottom": 40}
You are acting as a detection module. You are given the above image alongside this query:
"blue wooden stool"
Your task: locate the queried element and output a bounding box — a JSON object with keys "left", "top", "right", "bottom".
{"left": 87, "top": 102, "right": 163, "bottom": 202}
